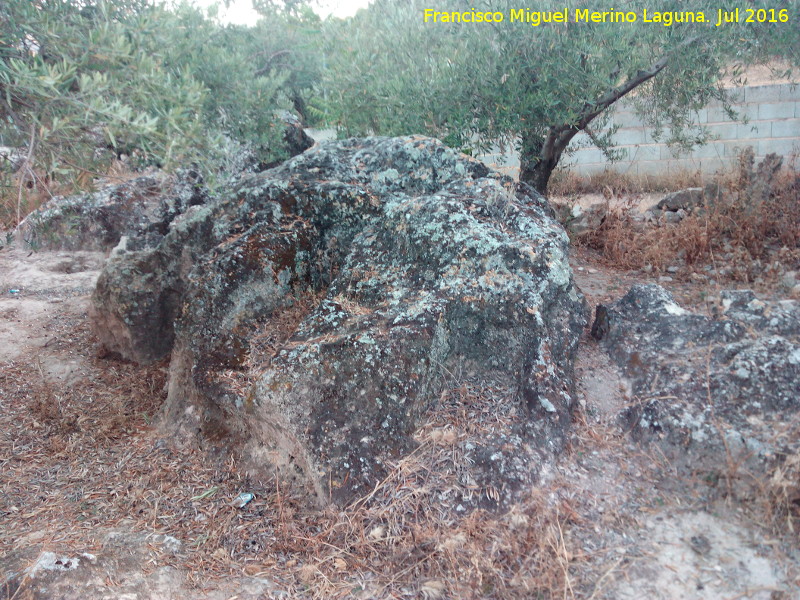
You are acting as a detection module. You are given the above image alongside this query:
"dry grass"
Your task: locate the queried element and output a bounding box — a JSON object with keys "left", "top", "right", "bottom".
{"left": 715, "top": 419, "right": 800, "bottom": 540}
{"left": 549, "top": 167, "right": 706, "bottom": 198}
{"left": 733, "top": 415, "right": 800, "bottom": 538}
{"left": 765, "top": 446, "right": 800, "bottom": 536}
{"left": 1, "top": 307, "right": 606, "bottom": 599}
{"left": 571, "top": 155, "right": 800, "bottom": 285}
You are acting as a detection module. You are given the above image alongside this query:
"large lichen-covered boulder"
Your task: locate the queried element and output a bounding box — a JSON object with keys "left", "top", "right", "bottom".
{"left": 92, "top": 136, "right": 587, "bottom": 506}
{"left": 597, "top": 284, "right": 800, "bottom": 477}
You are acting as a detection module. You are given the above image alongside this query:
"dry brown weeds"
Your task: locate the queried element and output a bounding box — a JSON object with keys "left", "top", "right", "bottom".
{"left": 571, "top": 158, "right": 799, "bottom": 286}
{"left": 549, "top": 167, "right": 706, "bottom": 198}
{"left": 1, "top": 308, "right": 600, "bottom": 599}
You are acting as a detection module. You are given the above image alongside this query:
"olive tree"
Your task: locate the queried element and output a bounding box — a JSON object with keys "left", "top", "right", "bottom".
{"left": 0, "top": 0, "right": 321, "bottom": 225}
{"left": 0, "top": 2, "right": 208, "bottom": 186}
{"left": 322, "top": 0, "right": 799, "bottom": 193}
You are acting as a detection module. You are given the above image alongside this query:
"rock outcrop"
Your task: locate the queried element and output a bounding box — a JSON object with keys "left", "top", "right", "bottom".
{"left": 11, "top": 170, "right": 209, "bottom": 252}
{"left": 91, "top": 136, "right": 587, "bottom": 506}
{"left": 644, "top": 183, "right": 722, "bottom": 225}
{"left": 11, "top": 113, "right": 313, "bottom": 251}
{"left": 597, "top": 284, "right": 800, "bottom": 480}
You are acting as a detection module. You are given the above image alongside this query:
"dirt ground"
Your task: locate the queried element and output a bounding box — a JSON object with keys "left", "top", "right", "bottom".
{"left": 568, "top": 249, "right": 800, "bottom": 600}
{"left": 1, "top": 242, "right": 798, "bottom": 599}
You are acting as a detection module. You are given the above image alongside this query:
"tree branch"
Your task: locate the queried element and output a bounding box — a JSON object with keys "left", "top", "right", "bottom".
{"left": 17, "top": 123, "right": 36, "bottom": 226}
{"left": 255, "top": 49, "right": 293, "bottom": 77}
{"left": 581, "top": 36, "right": 700, "bottom": 130}
{"left": 525, "top": 35, "right": 702, "bottom": 191}
{"left": 582, "top": 124, "right": 602, "bottom": 147}
{"left": 553, "top": 35, "right": 701, "bottom": 152}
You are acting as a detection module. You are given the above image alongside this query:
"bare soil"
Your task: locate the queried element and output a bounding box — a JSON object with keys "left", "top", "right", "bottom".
{"left": 1, "top": 243, "right": 798, "bottom": 599}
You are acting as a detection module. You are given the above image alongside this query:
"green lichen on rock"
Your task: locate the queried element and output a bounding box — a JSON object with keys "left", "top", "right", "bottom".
{"left": 599, "top": 284, "right": 800, "bottom": 484}
{"left": 91, "top": 136, "right": 587, "bottom": 507}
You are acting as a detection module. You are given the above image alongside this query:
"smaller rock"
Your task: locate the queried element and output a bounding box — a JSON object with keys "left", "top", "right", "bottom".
{"left": 656, "top": 188, "right": 704, "bottom": 212}
{"left": 689, "top": 534, "right": 712, "bottom": 556}
{"left": 781, "top": 270, "right": 798, "bottom": 290}
{"left": 590, "top": 304, "right": 611, "bottom": 341}
{"left": 12, "top": 170, "right": 212, "bottom": 253}
{"left": 720, "top": 290, "right": 759, "bottom": 314}
{"left": 644, "top": 209, "right": 658, "bottom": 224}
{"left": 567, "top": 202, "right": 607, "bottom": 236}
{"left": 232, "top": 492, "right": 255, "bottom": 508}
{"left": 656, "top": 183, "right": 721, "bottom": 214}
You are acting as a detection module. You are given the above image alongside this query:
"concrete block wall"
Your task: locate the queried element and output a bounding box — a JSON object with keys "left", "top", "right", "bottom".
{"left": 478, "top": 82, "right": 800, "bottom": 179}
{"left": 308, "top": 83, "right": 799, "bottom": 179}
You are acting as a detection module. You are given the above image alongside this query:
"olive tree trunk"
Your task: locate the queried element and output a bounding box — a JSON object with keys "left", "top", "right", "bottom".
{"left": 519, "top": 37, "right": 698, "bottom": 196}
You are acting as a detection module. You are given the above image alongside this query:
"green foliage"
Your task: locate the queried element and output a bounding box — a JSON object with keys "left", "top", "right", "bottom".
{"left": 159, "top": 3, "right": 289, "bottom": 167}
{"left": 0, "top": 1, "right": 208, "bottom": 177}
{"left": 249, "top": 2, "right": 325, "bottom": 126}
{"left": 0, "top": 0, "right": 324, "bottom": 225}
{"left": 321, "top": 0, "right": 800, "bottom": 192}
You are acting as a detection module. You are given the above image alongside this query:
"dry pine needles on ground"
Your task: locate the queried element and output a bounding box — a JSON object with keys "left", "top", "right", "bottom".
{"left": 2, "top": 308, "right": 636, "bottom": 599}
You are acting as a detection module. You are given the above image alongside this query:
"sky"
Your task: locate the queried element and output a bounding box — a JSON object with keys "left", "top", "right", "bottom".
{"left": 190, "top": 0, "right": 374, "bottom": 24}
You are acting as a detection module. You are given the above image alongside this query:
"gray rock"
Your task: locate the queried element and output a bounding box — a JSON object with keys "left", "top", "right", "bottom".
{"left": 11, "top": 116, "right": 314, "bottom": 252}
{"left": 656, "top": 183, "right": 721, "bottom": 213}
{"left": 14, "top": 176, "right": 166, "bottom": 251}
{"left": 566, "top": 201, "right": 607, "bottom": 236}
{"left": 13, "top": 169, "right": 209, "bottom": 252}
{"left": 2, "top": 528, "right": 277, "bottom": 600}
{"left": 598, "top": 284, "right": 800, "bottom": 483}
{"left": 92, "top": 136, "right": 587, "bottom": 507}
{"left": 90, "top": 199, "right": 219, "bottom": 364}
{"left": 643, "top": 209, "right": 657, "bottom": 224}
{"left": 738, "top": 147, "right": 783, "bottom": 210}
{"left": 656, "top": 187, "right": 705, "bottom": 212}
